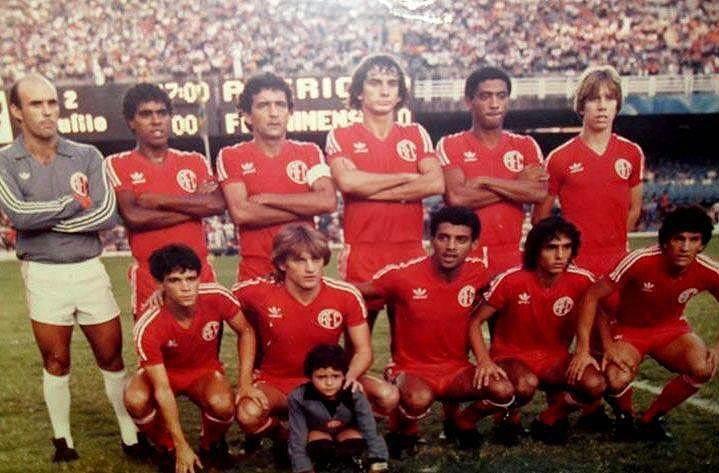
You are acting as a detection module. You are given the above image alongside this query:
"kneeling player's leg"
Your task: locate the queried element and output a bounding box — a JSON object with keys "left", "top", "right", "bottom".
{"left": 124, "top": 370, "right": 173, "bottom": 451}
{"left": 390, "top": 373, "right": 435, "bottom": 435}
{"left": 32, "top": 321, "right": 75, "bottom": 450}
{"left": 603, "top": 343, "right": 641, "bottom": 417}
{"left": 642, "top": 333, "right": 713, "bottom": 424}
{"left": 186, "top": 371, "right": 235, "bottom": 449}
{"left": 360, "top": 374, "right": 400, "bottom": 416}
{"left": 442, "top": 366, "right": 515, "bottom": 431}
{"left": 81, "top": 317, "right": 138, "bottom": 446}
{"left": 236, "top": 383, "right": 287, "bottom": 435}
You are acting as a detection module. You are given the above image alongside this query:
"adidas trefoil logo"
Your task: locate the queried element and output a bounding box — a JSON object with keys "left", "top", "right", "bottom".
{"left": 166, "top": 339, "right": 178, "bottom": 348}
{"left": 19, "top": 172, "right": 31, "bottom": 180}
{"left": 241, "top": 162, "right": 256, "bottom": 175}
{"left": 353, "top": 142, "right": 368, "bottom": 154}
{"left": 268, "top": 306, "right": 283, "bottom": 318}
{"left": 569, "top": 162, "right": 584, "bottom": 174}
{"left": 642, "top": 282, "right": 655, "bottom": 292}
{"left": 463, "top": 151, "right": 477, "bottom": 162}
{"left": 130, "top": 171, "right": 146, "bottom": 184}
{"left": 412, "top": 288, "right": 428, "bottom": 299}
{"left": 518, "top": 292, "right": 531, "bottom": 304}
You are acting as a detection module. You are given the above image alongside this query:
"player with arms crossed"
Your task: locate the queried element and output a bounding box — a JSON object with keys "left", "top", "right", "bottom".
{"left": 126, "top": 245, "right": 263, "bottom": 472}
{"left": 0, "top": 74, "right": 142, "bottom": 462}
{"left": 438, "top": 67, "right": 547, "bottom": 275}
{"left": 326, "top": 54, "right": 444, "bottom": 326}
{"left": 106, "top": 83, "right": 225, "bottom": 318}
{"left": 569, "top": 206, "right": 719, "bottom": 441}
{"left": 472, "top": 217, "right": 606, "bottom": 445}
{"left": 217, "top": 72, "right": 336, "bottom": 282}
{"left": 234, "top": 224, "right": 398, "bottom": 465}
{"left": 357, "top": 206, "right": 514, "bottom": 455}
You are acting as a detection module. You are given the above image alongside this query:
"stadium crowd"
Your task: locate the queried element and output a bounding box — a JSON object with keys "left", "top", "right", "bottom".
{"left": 2, "top": 0, "right": 719, "bottom": 87}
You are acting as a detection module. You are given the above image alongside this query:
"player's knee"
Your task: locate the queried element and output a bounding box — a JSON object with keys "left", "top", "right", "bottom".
{"left": 374, "top": 383, "right": 400, "bottom": 412}
{"left": 95, "top": 351, "right": 124, "bottom": 372}
{"left": 487, "top": 377, "right": 515, "bottom": 404}
{"left": 401, "top": 387, "right": 434, "bottom": 414}
{"left": 514, "top": 373, "right": 539, "bottom": 403}
{"left": 43, "top": 354, "right": 71, "bottom": 375}
{"left": 686, "top": 361, "right": 713, "bottom": 384}
{"left": 579, "top": 372, "right": 607, "bottom": 400}
{"left": 236, "top": 397, "right": 268, "bottom": 430}
{"left": 606, "top": 368, "right": 633, "bottom": 395}
{"left": 206, "top": 390, "right": 235, "bottom": 420}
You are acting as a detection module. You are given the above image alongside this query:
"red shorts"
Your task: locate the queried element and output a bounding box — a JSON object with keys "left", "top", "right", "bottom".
{"left": 612, "top": 318, "right": 692, "bottom": 358}
{"left": 130, "top": 259, "right": 216, "bottom": 318}
{"left": 237, "top": 256, "right": 275, "bottom": 283}
{"left": 339, "top": 242, "right": 426, "bottom": 311}
{"left": 384, "top": 363, "right": 474, "bottom": 398}
{"left": 164, "top": 366, "right": 223, "bottom": 394}
{"left": 254, "top": 373, "right": 307, "bottom": 396}
{"left": 472, "top": 244, "right": 521, "bottom": 278}
{"left": 493, "top": 349, "right": 570, "bottom": 384}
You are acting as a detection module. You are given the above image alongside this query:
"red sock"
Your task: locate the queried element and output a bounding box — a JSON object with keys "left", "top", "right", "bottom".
{"left": 608, "top": 387, "right": 635, "bottom": 416}
{"left": 640, "top": 375, "right": 700, "bottom": 423}
{"left": 200, "top": 411, "right": 233, "bottom": 449}
{"left": 134, "top": 410, "right": 173, "bottom": 450}
{"left": 539, "top": 392, "right": 581, "bottom": 426}
{"left": 388, "top": 408, "right": 420, "bottom": 435}
{"left": 453, "top": 399, "right": 505, "bottom": 430}
{"left": 442, "top": 402, "right": 459, "bottom": 422}
{"left": 581, "top": 399, "right": 603, "bottom": 416}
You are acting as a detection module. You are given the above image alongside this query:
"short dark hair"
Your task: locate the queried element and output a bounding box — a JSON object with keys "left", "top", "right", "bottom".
{"left": 304, "top": 344, "right": 349, "bottom": 377}
{"left": 658, "top": 205, "right": 713, "bottom": 247}
{"left": 464, "top": 67, "right": 512, "bottom": 100}
{"left": 122, "top": 83, "right": 173, "bottom": 122}
{"left": 430, "top": 206, "right": 481, "bottom": 241}
{"left": 148, "top": 245, "right": 202, "bottom": 282}
{"left": 523, "top": 217, "right": 581, "bottom": 270}
{"left": 238, "top": 72, "right": 293, "bottom": 115}
{"left": 348, "top": 54, "right": 408, "bottom": 110}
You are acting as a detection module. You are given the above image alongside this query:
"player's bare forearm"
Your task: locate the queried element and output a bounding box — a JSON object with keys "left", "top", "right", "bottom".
{"left": 119, "top": 206, "right": 191, "bottom": 231}
{"left": 532, "top": 195, "right": 555, "bottom": 224}
{"left": 469, "top": 305, "right": 495, "bottom": 362}
{"left": 229, "top": 314, "right": 257, "bottom": 388}
{"left": 445, "top": 183, "right": 503, "bottom": 208}
{"left": 627, "top": 184, "right": 643, "bottom": 231}
{"left": 251, "top": 183, "right": 337, "bottom": 216}
{"left": 576, "top": 281, "right": 613, "bottom": 353}
{"left": 330, "top": 157, "right": 418, "bottom": 197}
{"left": 347, "top": 325, "right": 373, "bottom": 381}
{"left": 145, "top": 189, "right": 226, "bottom": 217}
{"left": 147, "top": 367, "right": 190, "bottom": 448}
{"left": 482, "top": 177, "right": 548, "bottom": 204}
{"left": 227, "top": 201, "right": 299, "bottom": 229}
{"left": 367, "top": 157, "right": 444, "bottom": 201}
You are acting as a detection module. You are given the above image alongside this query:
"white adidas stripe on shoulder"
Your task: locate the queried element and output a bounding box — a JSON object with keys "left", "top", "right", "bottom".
{"left": 608, "top": 246, "right": 662, "bottom": 282}
{"left": 322, "top": 277, "right": 368, "bottom": 320}
{"left": 567, "top": 264, "right": 596, "bottom": 283}
{"left": 543, "top": 137, "right": 575, "bottom": 168}
{"left": 483, "top": 265, "right": 522, "bottom": 299}
{"left": 325, "top": 129, "right": 342, "bottom": 155}
{"left": 199, "top": 282, "right": 239, "bottom": 303}
{"left": 372, "top": 255, "right": 428, "bottom": 280}
{"left": 171, "top": 148, "right": 213, "bottom": 177}
{"left": 465, "top": 256, "right": 488, "bottom": 269}
{"left": 231, "top": 275, "right": 272, "bottom": 293}
{"left": 133, "top": 308, "right": 161, "bottom": 361}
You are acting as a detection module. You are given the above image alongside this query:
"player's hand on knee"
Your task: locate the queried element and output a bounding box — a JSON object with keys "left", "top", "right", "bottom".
{"left": 474, "top": 359, "right": 507, "bottom": 388}
{"left": 142, "top": 289, "right": 164, "bottom": 312}
{"left": 567, "top": 351, "right": 599, "bottom": 383}
{"left": 344, "top": 376, "right": 364, "bottom": 393}
{"left": 237, "top": 385, "right": 269, "bottom": 410}
{"left": 601, "top": 341, "right": 635, "bottom": 373}
{"left": 175, "top": 442, "right": 202, "bottom": 473}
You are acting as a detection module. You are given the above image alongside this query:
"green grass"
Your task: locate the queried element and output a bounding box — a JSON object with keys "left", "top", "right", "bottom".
{"left": 1, "top": 239, "right": 718, "bottom": 472}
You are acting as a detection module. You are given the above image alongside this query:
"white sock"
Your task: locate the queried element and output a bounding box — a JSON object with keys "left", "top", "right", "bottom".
{"left": 43, "top": 369, "right": 73, "bottom": 448}
{"left": 100, "top": 369, "right": 138, "bottom": 445}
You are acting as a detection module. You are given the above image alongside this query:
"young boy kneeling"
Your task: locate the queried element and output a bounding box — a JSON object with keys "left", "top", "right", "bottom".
{"left": 288, "top": 344, "right": 389, "bottom": 473}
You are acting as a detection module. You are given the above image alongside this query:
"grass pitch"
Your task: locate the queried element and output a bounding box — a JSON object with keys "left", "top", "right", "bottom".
{"left": 1, "top": 239, "right": 718, "bottom": 472}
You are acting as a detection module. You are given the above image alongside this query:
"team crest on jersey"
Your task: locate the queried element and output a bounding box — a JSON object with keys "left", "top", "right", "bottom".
{"left": 463, "top": 151, "right": 477, "bottom": 162}
{"left": 396, "top": 139, "right": 418, "bottom": 162}
{"left": 70, "top": 172, "right": 89, "bottom": 196}
{"left": 176, "top": 169, "right": 198, "bottom": 192}
{"left": 201, "top": 321, "right": 220, "bottom": 341}
{"left": 614, "top": 159, "right": 632, "bottom": 180}
{"left": 130, "top": 171, "right": 146, "bottom": 184}
{"left": 286, "top": 160, "right": 309, "bottom": 184}
{"left": 553, "top": 296, "right": 574, "bottom": 317}
{"left": 457, "top": 285, "right": 476, "bottom": 308}
{"left": 677, "top": 288, "right": 699, "bottom": 304}
{"left": 502, "top": 150, "right": 525, "bottom": 172}
{"left": 353, "top": 142, "right": 368, "bottom": 154}
{"left": 317, "top": 309, "right": 343, "bottom": 330}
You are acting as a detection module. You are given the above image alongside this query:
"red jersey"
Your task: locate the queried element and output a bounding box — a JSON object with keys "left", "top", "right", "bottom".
{"left": 216, "top": 139, "right": 329, "bottom": 259}
{"left": 372, "top": 256, "right": 490, "bottom": 371}
{"left": 133, "top": 283, "right": 239, "bottom": 370}
{"left": 437, "top": 130, "right": 543, "bottom": 251}
{"left": 483, "top": 266, "right": 595, "bottom": 355}
{"left": 545, "top": 134, "right": 644, "bottom": 257}
{"left": 232, "top": 276, "right": 367, "bottom": 380}
{"left": 106, "top": 148, "right": 214, "bottom": 265}
{"left": 325, "top": 122, "right": 435, "bottom": 245}
{"left": 608, "top": 246, "right": 719, "bottom": 327}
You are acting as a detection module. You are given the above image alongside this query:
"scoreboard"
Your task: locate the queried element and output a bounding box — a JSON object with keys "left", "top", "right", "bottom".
{"left": 0, "top": 76, "right": 412, "bottom": 145}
